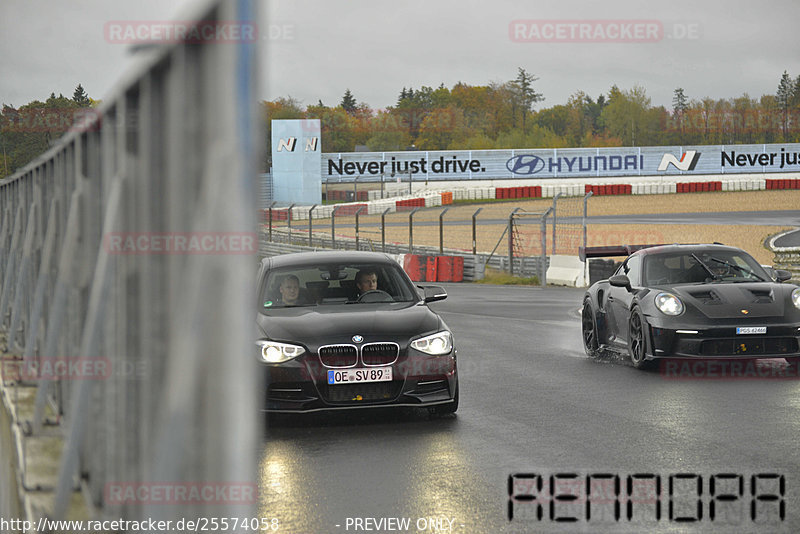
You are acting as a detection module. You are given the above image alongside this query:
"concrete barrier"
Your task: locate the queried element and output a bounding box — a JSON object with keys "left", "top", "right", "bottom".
{"left": 546, "top": 255, "right": 588, "bottom": 287}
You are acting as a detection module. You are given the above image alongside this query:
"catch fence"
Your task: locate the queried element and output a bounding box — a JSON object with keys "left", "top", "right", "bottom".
{"left": 261, "top": 193, "right": 593, "bottom": 284}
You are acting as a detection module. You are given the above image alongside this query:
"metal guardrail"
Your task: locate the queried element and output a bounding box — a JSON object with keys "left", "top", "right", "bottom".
{"left": 0, "top": 0, "right": 259, "bottom": 523}
{"left": 259, "top": 231, "right": 550, "bottom": 281}
{"left": 767, "top": 230, "right": 800, "bottom": 284}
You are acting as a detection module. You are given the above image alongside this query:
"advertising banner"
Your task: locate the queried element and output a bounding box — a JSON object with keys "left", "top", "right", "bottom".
{"left": 322, "top": 143, "right": 800, "bottom": 182}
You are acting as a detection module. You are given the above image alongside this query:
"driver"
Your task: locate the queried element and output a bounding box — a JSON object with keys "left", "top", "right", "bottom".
{"left": 355, "top": 269, "right": 378, "bottom": 295}
{"left": 276, "top": 274, "right": 307, "bottom": 306}
{"left": 710, "top": 262, "right": 732, "bottom": 278}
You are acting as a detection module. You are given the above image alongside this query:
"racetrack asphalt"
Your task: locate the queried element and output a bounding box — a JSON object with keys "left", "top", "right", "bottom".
{"left": 259, "top": 284, "right": 800, "bottom": 533}
{"left": 772, "top": 228, "right": 800, "bottom": 247}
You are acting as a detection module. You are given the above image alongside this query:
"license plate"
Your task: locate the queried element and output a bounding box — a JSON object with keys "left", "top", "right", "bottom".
{"left": 736, "top": 327, "right": 766, "bottom": 335}
{"left": 327, "top": 367, "right": 392, "bottom": 385}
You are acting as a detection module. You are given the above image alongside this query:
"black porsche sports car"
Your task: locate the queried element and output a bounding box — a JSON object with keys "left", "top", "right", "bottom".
{"left": 256, "top": 251, "right": 458, "bottom": 413}
{"left": 581, "top": 244, "right": 800, "bottom": 370}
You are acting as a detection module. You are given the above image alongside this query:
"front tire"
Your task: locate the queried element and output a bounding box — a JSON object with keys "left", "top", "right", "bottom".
{"left": 582, "top": 299, "right": 600, "bottom": 358}
{"left": 628, "top": 308, "right": 654, "bottom": 370}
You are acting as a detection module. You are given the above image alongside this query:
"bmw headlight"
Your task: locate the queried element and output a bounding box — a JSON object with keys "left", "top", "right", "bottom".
{"left": 410, "top": 331, "right": 453, "bottom": 355}
{"left": 655, "top": 292, "right": 684, "bottom": 316}
{"left": 256, "top": 340, "right": 305, "bottom": 363}
{"left": 792, "top": 288, "right": 800, "bottom": 310}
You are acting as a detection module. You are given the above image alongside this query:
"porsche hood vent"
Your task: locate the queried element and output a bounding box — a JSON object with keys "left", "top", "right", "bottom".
{"left": 685, "top": 289, "right": 725, "bottom": 305}
{"left": 685, "top": 287, "right": 774, "bottom": 305}
{"left": 744, "top": 288, "right": 774, "bottom": 304}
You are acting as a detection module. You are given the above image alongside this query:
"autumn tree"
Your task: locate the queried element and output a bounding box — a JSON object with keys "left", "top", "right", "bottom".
{"left": 600, "top": 85, "right": 659, "bottom": 146}
{"left": 415, "top": 106, "right": 469, "bottom": 150}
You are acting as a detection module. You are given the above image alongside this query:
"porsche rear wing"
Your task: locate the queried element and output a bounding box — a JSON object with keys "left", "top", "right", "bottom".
{"left": 579, "top": 244, "right": 668, "bottom": 262}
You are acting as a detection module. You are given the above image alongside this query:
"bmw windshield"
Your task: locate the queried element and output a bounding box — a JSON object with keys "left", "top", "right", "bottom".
{"left": 259, "top": 262, "right": 420, "bottom": 309}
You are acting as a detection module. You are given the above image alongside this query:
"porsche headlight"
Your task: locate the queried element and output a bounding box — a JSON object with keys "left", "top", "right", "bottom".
{"left": 256, "top": 340, "right": 305, "bottom": 363}
{"left": 655, "top": 292, "right": 684, "bottom": 316}
{"left": 410, "top": 331, "right": 453, "bottom": 355}
{"left": 792, "top": 288, "right": 800, "bottom": 310}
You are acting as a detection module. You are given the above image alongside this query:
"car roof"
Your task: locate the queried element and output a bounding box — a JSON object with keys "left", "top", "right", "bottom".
{"left": 631, "top": 243, "right": 747, "bottom": 258}
{"left": 261, "top": 250, "right": 399, "bottom": 269}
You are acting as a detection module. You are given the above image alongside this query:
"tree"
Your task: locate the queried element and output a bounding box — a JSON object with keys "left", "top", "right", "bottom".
{"left": 415, "top": 106, "right": 469, "bottom": 150}
{"left": 340, "top": 89, "right": 357, "bottom": 114}
{"left": 776, "top": 71, "right": 793, "bottom": 139}
{"left": 672, "top": 88, "right": 688, "bottom": 134}
{"left": 534, "top": 105, "right": 570, "bottom": 138}
{"left": 792, "top": 75, "right": 800, "bottom": 108}
{"left": 366, "top": 109, "right": 411, "bottom": 151}
{"left": 72, "top": 84, "right": 91, "bottom": 107}
{"left": 510, "top": 67, "right": 543, "bottom": 132}
{"left": 564, "top": 91, "right": 593, "bottom": 145}
{"left": 600, "top": 85, "right": 654, "bottom": 146}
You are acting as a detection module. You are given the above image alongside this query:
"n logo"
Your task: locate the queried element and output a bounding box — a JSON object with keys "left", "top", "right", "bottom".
{"left": 276, "top": 137, "right": 297, "bottom": 152}
{"left": 277, "top": 137, "right": 319, "bottom": 152}
{"left": 658, "top": 150, "right": 701, "bottom": 171}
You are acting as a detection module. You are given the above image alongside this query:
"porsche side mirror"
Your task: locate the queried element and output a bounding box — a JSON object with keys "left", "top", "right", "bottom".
{"left": 418, "top": 285, "right": 448, "bottom": 303}
{"left": 774, "top": 269, "right": 792, "bottom": 283}
{"left": 608, "top": 274, "right": 632, "bottom": 290}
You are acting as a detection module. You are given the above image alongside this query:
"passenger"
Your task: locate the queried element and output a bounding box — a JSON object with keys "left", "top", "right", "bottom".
{"left": 355, "top": 269, "right": 378, "bottom": 295}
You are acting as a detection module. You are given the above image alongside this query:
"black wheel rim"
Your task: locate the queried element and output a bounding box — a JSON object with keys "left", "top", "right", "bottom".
{"left": 582, "top": 305, "right": 597, "bottom": 351}
{"left": 630, "top": 313, "right": 644, "bottom": 363}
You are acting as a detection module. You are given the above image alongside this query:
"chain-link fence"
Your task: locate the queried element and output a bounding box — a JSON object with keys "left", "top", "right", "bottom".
{"left": 259, "top": 194, "right": 593, "bottom": 284}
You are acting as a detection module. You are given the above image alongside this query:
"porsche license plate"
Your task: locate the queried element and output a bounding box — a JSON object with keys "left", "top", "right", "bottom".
{"left": 327, "top": 367, "right": 392, "bottom": 385}
{"left": 736, "top": 327, "right": 766, "bottom": 335}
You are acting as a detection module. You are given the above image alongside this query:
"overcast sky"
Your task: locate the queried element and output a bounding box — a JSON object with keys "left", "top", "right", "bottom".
{"left": 2, "top": 0, "right": 799, "bottom": 111}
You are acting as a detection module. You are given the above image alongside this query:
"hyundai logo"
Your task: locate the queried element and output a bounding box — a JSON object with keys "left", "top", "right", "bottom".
{"left": 506, "top": 154, "right": 545, "bottom": 175}
{"left": 352, "top": 335, "right": 364, "bottom": 343}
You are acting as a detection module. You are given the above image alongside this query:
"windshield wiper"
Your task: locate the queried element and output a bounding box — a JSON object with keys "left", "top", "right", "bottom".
{"left": 690, "top": 253, "right": 721, "bottom": 280}
{"left": 708, "top": 257, "right": 767, "bottom": 282}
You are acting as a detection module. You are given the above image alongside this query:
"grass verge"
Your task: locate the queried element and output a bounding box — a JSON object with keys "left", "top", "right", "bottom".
{"left": 474, "top": 268, "right": 540, "bottom": 286}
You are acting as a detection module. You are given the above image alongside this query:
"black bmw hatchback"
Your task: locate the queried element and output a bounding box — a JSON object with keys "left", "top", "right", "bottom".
{"left": 256, "top": 251, "right": 458, "bottom": 414}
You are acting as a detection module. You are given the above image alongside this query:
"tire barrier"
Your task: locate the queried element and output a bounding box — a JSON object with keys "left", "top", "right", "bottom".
{"left": 326, "top": 190, "right": 369, "bottom": 202}
{"left": 396, "top": 198, "right": 426, "bottom": 210}
{"left": 331, "top": 203, "right": 368, "bottom": 216}
{"left": 584, "top": 184, "right": 632, "bottom": 195}
{"left": 402, "top": 254, "right": 465, "bottom": 282}
{"left": 676, "top": 181, "right": 722, "bottom": 193}
{"left": 495, "top": 186, "right": 543, "bottom": 199}
{"left": 766, "top": 178, "right": 800, "bottom": 190}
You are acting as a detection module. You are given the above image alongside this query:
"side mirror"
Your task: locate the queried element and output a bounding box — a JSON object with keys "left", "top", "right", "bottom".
{"left": 774, "top": 269, "right": 792, "bottom": 283}
{"left": 608, "top": 274, "right": 632, "bottom": 290}
{"left": 418, "top": 285, "right": 448, "bottom": 303}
